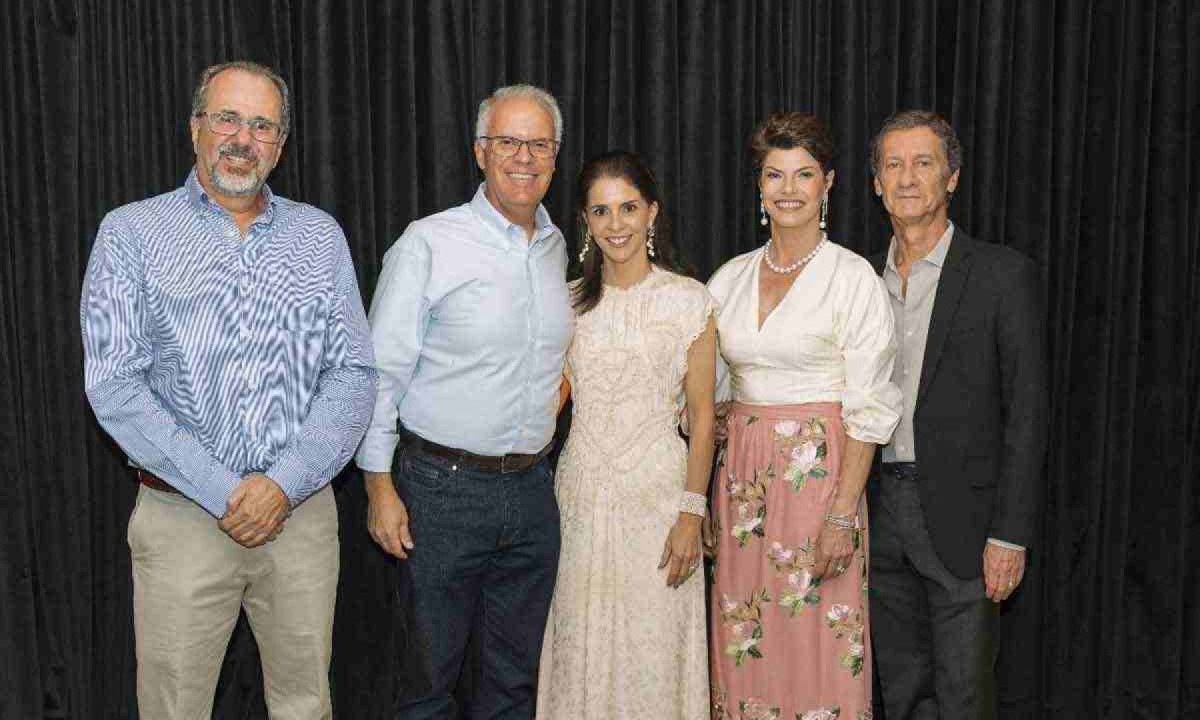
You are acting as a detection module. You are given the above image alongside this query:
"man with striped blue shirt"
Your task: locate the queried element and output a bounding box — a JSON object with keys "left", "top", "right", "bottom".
{"left": 356, "top": 84, "right": 574, "bottom": 719}
{"left": 81, "top": 61, "right": 376, "bottom": 719}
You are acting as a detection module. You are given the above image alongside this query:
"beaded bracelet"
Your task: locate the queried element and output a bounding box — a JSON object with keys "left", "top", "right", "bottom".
{"left": 824, "top": 512, "right": 858, "bottom": 530}
{"left": 680, "top": 491, "right": 708, "bottom": 518}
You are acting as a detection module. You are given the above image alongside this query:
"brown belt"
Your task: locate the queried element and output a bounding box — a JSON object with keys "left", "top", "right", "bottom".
{"left": 403, "top": 431, "right": 551, "bottom": 474}
{"left": 136, "top": 469, "right": 180, "bottom": 494}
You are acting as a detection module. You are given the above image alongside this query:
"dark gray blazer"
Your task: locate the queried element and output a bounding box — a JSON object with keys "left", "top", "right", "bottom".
{"left": 869, "top": 230, "right": 1049, "bottom": 578}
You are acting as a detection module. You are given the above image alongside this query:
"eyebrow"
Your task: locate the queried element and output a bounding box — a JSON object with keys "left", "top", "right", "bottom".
{"left": 885, "top": 153, "right": 936, "bottom": 161}
{"left": 763, "top": 164, "right": 819, "bottom": 172}
{"left": 589, "top": 198, "right": 641, "bottom": 209}
{"left": 215, "top": 108, "right": 280, "bottom": 123}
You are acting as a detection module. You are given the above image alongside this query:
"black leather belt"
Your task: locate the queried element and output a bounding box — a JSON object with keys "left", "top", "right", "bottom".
{"left": 402, "top": 431, "right": 551, "bottom": 474}
{"left": 880, "top": 462, "right": 918, "bottom": 479}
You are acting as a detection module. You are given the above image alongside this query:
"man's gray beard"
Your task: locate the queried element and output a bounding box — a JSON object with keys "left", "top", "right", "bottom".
{"left": 209, "top": 162, "right": 264, "bottom": 197}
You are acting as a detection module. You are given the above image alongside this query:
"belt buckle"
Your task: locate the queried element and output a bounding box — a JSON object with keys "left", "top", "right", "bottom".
{"left": 500, "top": 454, "right": 514, "bottom": 474}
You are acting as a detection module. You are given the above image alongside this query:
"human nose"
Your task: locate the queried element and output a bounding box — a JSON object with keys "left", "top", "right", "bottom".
{"left": 231, "top": 118, "right": 256, "bottom": 143}
{"left": 603, "top": 210, "right": 624, "bottom": 232}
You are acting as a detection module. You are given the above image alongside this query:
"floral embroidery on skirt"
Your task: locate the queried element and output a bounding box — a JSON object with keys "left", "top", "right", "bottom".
{"left": 709, "top": 402, "right": 872, "bottom": 720}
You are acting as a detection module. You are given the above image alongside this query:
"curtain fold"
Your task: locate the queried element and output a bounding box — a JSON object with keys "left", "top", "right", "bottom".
{"left": 1, "top": 1, "right": 1197, "bottom": 717}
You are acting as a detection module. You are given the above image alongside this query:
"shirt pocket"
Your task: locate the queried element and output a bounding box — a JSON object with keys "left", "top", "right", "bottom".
{"left": 278, "top": 298, "right": 327, "bottom": 333}
{"left": 274, "top": 298, "right": 328, "bottom": 381}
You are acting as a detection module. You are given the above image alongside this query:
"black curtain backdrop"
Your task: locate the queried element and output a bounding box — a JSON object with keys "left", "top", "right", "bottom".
{"left": 1, "top": 1, "right": 1197, "bottom": 718}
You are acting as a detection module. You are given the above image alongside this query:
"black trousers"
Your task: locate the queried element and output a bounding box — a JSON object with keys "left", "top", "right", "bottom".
{"left": 869, "top": 464, "right": 998, "bottom": 720}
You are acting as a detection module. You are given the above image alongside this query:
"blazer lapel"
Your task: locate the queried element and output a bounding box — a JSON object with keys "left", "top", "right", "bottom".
{"left": 916, "top": 233, "right": 973, "bottom": 407}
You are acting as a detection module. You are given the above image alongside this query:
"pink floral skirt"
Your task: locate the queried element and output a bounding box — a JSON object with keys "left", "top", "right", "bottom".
{"left": 709, "top": 402, "right": 872, "bottom": 720}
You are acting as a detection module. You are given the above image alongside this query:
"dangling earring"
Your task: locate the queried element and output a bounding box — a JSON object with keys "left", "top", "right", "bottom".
{"left": 759, "top": 198, "right": 769, "bottom": 227}
{"left": 819, "top": 195, "right": 828, "bottom": 230}
{"left": 647, "top": 225, "right": 657, "bottom": 258}
{"left": 579, "top": 230, "right": 591, "bottom": 263}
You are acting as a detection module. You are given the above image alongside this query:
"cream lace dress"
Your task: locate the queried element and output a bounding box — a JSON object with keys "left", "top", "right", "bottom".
{"left": 536, "top": 268, "right": 715, "bottom": 720}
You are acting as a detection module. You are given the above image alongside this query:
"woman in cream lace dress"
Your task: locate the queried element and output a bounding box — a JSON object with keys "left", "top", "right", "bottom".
{"left": 537, "top": 151, "right": 717, "bottom": 719}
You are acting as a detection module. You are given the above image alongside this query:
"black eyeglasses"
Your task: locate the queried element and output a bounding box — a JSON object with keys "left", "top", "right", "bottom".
{"left": 194, "top": 110, "right": 285, "bottom": 144}
{"left": 477, "top": 135, "right": 559, "bottom": 159}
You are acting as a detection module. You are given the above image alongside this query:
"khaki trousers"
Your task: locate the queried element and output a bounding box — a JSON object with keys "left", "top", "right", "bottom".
{"left": 129, "top": 483, "right": 339, "bottom": 720}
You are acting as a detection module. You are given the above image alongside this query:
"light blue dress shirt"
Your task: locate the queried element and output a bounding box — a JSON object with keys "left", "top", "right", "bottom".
{"left": 81, "top": 170, "right": 377, "bottom": 517}
{"left": 355, "top": 184, "right": 575, "bottom": 471}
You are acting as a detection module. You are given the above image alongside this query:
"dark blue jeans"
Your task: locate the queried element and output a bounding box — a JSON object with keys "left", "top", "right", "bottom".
{"left": 392, "top": 443, "right": 560, "bottom": 720}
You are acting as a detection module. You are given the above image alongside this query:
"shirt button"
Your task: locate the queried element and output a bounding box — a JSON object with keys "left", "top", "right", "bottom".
{"left": 906, "top": 330, "right": 913, "bottom": 337}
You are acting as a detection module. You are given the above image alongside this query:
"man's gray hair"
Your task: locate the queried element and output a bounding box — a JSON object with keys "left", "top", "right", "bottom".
{"left": 475, "top": 84, "right": 562, "bottom": 143}
{"left": 191, "top": 61, "right": 292, "bottom": 136}
{"left": 870, "top": 109, "right": 962, "bottom": 177}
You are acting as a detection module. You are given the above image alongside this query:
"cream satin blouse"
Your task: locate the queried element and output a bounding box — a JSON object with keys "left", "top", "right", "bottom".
{"left": 707, "top": 241, "right": 902, "bottom": 445}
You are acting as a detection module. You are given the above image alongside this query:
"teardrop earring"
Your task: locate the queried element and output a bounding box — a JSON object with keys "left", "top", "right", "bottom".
{"left": 759, "top": 198, "right": 768, "bottom": 227}
{"left": 646, "top": 225, "right": 657, "bottom": 258}
{"left": 819, "top": 195, "right": 828, "bottom": 230}
{"left": 578, "top": 231, "right": 591, "bottom": 263}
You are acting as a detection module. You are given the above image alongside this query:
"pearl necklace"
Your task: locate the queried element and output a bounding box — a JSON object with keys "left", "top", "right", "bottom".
{"left": 763, "top": 232, "right": 827, "bottom": 274}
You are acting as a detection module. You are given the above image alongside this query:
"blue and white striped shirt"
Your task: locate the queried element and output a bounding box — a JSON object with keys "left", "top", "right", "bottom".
{"left": 354, "top": 184, "right": 574, "bottom": 471}
{"left": 82, "top": 170, "right": 377, "bottom": 517}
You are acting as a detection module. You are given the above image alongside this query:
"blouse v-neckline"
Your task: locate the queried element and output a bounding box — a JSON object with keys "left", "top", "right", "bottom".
{"left": 754, "top": 245, "right": 821, "bottom": 332}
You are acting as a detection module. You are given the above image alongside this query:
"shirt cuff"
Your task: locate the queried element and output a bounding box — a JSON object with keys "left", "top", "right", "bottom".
{"left": 266, "top": 453, "right": 311, "bottom": 507}
{"left": 192, "top": 467, "right": 245, "bottom": 518}
{"left": 987, "top": 537, "right": 1026, "bottom": 552}
{"left": 355, "top": 432, "right": 400, "bottom": 473}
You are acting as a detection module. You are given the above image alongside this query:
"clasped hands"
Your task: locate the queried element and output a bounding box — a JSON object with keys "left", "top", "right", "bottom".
{"left": 218, "top": 472, "right": 290, "bottom": 547}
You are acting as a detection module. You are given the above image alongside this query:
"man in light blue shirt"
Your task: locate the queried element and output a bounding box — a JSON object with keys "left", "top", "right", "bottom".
{"left": 82, "top": 62, "right": 376, "bottom": 719}
{"left": 355, "top": 84, "right": 573, "bottom": 719}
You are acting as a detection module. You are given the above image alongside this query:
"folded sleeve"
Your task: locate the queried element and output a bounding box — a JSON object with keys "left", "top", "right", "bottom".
{"left": 835, "top": 262, "right": 903, "bottom": 444}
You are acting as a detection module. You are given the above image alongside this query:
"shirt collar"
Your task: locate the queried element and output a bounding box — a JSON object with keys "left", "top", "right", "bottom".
{"left": 185, "top": 167, "right": 278, "bottom": 227}
{"left": 886, "top": 220, "right": 955, "bottom": 273}
{"left": 470, "top": 183, "right": 556, "bottom": 246}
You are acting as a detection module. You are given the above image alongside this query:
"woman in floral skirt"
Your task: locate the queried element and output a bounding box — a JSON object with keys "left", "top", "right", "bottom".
{"left": 706, "top": 113, "right": 902, "bottom": 720}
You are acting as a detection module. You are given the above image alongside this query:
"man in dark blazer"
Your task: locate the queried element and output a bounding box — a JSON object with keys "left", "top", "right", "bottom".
{"left": 866, "top": 110, "right": 1048, "bottom": 719}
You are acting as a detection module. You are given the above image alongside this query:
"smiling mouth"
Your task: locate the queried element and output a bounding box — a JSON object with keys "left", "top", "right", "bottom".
{"left": 220, "top": 154, "right": 257, "bottom": 170}
{"left": 774, "top": 200, "right": 804, "bottom": 210}
{"left": 605, "top": 235, "right": 632, "bottom": 247}
{"left": 507, "top": 171, "right": 538, "bottom": 183}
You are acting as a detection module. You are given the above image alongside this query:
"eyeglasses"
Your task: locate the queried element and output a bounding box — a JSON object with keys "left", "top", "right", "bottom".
{"left": 194, "top": 110, "right": 285, "bottom": 144}
{"left": 477, "top": 135, "right": 559, "bottom": 159}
